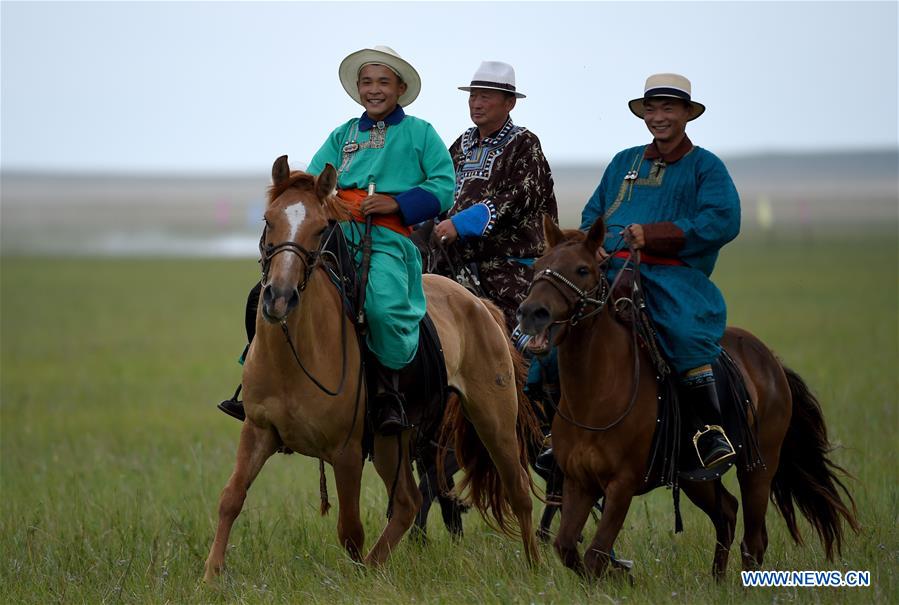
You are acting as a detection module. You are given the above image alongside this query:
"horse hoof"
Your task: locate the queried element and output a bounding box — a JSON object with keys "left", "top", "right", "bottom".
{"left": 608, "top": 564, "right": 635, "bottom": 586}
{"left": 408, "top": 526, "right": 429, "bottom": 545}
{"left": 203, "top": 568, "right": 221, "bottom": 585}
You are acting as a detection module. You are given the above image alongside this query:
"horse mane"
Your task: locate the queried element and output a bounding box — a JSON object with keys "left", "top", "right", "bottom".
{"left": 560, "top": 228, "right": 587, "bottom": 243}
{"left": 267, "top": 171, "right": 351, "bottom": 222}
{"left": 267, "top": 172, "right": 316, "bottom": 204}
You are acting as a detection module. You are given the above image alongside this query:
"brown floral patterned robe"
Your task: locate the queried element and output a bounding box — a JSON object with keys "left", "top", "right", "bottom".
{"left": 418, "top": 118, "right": 558, "bottom": 331}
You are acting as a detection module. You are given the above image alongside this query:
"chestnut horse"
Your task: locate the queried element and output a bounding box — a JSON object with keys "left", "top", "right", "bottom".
{"left": 204, "top": 157, "right": 539, "bottom": 582}
{"left": 516, "top": 216, "right": 859, "bottom": 580}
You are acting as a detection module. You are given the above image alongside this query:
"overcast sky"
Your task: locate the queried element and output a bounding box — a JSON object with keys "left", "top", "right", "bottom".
{"left": 2, "top": 1, "right": 897, "bottom": 174}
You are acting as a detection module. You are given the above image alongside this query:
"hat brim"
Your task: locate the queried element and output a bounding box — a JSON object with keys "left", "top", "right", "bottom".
{"left": 339, "top": 49, "right": 421, "bottom": 107}
{"left": 628, "top": 96, "right": 705, "bottom": 121}
{"left": 458, "top": 85, "right": 526, "bottom": 99}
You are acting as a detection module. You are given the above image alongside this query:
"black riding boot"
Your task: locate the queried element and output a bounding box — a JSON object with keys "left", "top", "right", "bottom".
{"left": 685, "top": 378, "right": 736, "bottom": 469}
{"left": 218, "top": 383, "right": 246, "bottom": 421}
{"left": 369, "top": 359, "right": 409, "bottom": 436}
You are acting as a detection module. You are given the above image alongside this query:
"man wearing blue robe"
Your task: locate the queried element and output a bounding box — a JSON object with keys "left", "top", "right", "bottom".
{"left": 580, "top": 73, "right": 741, "bottom": 469}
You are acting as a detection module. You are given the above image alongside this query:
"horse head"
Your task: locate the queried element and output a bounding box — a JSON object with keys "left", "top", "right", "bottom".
{"left": 517, "top": 215, "right": 608, "bottom": 353}
{"left": 259, "top": 156, "right": 340, "bottom": 323}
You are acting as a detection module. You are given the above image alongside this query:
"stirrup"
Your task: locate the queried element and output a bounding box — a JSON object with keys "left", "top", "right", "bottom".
{"left": 375, "top": 399, "right": 409, "bottom": 435}
{"left": 217, "top": 385, "right": 246, "bottom": 422}
{"left": 692, "top": 424, "right": 735, "bottom": 468}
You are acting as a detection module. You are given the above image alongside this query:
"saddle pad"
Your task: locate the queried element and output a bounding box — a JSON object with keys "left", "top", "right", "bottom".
{"left": 648, "top": 349, "right": 763, "bottom": 486}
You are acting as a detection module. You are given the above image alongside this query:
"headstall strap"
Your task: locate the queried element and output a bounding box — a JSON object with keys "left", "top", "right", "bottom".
{"left": 258, "top": 225, "right": 320, "bottom": 290}
{"left": 533, "top": 267, "right": 609, "bottom": 326}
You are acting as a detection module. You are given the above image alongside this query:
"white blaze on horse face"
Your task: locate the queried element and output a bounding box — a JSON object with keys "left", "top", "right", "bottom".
{"left": 285, "top": 202, "right": 307, "bottom": 240}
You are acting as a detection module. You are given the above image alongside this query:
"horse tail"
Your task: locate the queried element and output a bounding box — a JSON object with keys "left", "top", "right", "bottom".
{"left": 770, "top": 364, "right": 860, "bottom": 560}
{"left": 438, "top": 299, "right": 542, "bottom": 537}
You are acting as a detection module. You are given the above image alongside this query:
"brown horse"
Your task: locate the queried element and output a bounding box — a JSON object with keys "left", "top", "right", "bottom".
{"left": 203, "top": 157, "right": 540, "bottom": 582}
{"left": 516, "top": 215, "right": 860, "bottom": 580}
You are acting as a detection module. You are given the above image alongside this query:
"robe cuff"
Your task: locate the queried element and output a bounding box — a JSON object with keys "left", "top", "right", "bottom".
{"left": 449, "top": 201, "right": 497, "bottom": 239}
{"left": 642, "top": 222, "right": 686, "bottom": 256}
{"left": 395, "top": 187, "right": 442, "bottom": 226}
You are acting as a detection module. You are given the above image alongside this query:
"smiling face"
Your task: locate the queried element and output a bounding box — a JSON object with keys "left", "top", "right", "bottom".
{"left": 356, "top": 64, "right": 406, "bottom": 121}
{"left": 642, "top": 97, "right": 691, "bottom": 146}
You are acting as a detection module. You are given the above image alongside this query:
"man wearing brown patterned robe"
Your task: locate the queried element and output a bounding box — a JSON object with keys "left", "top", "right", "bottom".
{"left": 422, "top": 61, "right": 558, "bottom": 333}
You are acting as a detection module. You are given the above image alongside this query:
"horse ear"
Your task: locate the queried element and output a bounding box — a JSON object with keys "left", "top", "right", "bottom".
{"left": 584, "top": 217, "right": 606, "bottom": 254}
{"left": 543, "top": 214, "right": 564, "bottom": 249}
{"left": 272, "top": 155, "right": 290, "bottom": 186}
{"left": 316, "top": 163, "right": 338, "bottom": 200}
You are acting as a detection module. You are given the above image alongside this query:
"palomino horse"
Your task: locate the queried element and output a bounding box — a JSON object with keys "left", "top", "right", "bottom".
{"left": 204, "top": 158, "right": 539, "bottom": 581}
{"left": 516, "top": 216, "right": 859, "bottom": 580}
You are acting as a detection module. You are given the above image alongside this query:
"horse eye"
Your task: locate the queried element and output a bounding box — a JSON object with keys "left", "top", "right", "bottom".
{"left": 577, "top": 266, "right": 590, "bottom": 276}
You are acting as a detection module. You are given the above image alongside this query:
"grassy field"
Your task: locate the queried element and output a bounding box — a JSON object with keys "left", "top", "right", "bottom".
{"left": 1, "top": 230, "right": 896, "bottom": 604}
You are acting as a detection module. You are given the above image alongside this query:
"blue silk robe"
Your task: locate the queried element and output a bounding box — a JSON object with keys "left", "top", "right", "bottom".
{"left": 580, "top": 138, "right": 740, "bottom": 373}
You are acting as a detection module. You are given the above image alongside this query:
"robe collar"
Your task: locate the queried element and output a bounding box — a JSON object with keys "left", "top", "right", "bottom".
{"left": 477, "top": 116, "right": 514, "bottom": 146}
{"left": 644, "top": 135, "right": 694, "bottom": 163}
{"left": 359, "top": 105, "right": 405, "bottom": 131}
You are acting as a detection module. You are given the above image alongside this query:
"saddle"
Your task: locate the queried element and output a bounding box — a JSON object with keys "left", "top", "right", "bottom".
{"left": 319, "top": 223, "right": 449, "bottom": 453}
{"left": 647, "top": 351, "right": 764, "bottom": 483}
{"left": 608, "top": 262, "right": 763, "bottom": 484}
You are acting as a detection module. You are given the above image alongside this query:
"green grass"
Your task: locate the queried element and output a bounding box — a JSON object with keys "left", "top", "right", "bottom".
{"left": 2, "top": 231, "right": 897, "bottom": 604}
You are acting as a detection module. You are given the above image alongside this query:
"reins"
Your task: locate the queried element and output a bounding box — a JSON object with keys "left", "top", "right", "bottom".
{"left": 259, "top": 224, "right": 353, "bottom": 398}
{"left": 533, "top": 243, "right": 645, "bottom": 432}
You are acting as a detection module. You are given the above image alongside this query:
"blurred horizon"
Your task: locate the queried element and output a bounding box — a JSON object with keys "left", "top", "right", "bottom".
{"left": 3, "top": 147, "right": 896, "bottom": 257}
{"left": 3, "top": 145, "right": 897, "bottom": 179}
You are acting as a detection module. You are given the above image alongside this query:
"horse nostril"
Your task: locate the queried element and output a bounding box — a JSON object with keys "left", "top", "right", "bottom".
{"left": 286, "top": 288, "right": 300, "bottom": 312}
{"left": 518, "top": 302, "right": 550, "bottom": 331}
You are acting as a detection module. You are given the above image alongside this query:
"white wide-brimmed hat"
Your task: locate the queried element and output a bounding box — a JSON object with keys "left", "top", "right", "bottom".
{"left": 338, "top": 45, "right": 421, "bottom": 107}
{"left": 628, "top": 73, "right": 705, "bottom": 121}
{"left": 458, "top": 61, "right": 526, "bottom": 99}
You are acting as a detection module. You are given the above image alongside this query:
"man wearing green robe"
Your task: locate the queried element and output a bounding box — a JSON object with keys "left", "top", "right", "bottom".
{"left": 219, "top": 46, "right": 453, "bottom": 435}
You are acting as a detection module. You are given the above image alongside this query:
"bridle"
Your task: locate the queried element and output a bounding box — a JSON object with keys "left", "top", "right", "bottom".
{"left": 529, "top": 265, "right": 611, "bottom": 327}
{"left": 255, "top": 206, "right": 368, "bottom": 453}
{"left": 256, "top": 220, "right": 356, "bottom": 399}
{"left": 530, "top": 246, "right": 644, "bottom": 432}
{"left": 258, "top": 227, "right": 320, "bottom": 291}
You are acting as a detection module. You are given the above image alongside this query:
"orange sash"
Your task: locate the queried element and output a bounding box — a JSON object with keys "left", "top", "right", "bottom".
{"left": 337, "top": 189, "right": 412, "bottom": 237}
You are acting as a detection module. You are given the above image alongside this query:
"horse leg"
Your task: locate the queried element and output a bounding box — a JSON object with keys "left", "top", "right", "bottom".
{"left": 204, "top": 421, "right": 279, "bottom": 582}
{"left": 414, "top": 451, "right": 463, "bottom": 541}
{"left": 365, "top": 432, "right": 422, "bottom": 565}
{"left": 412, "top": 457, "right": 438, "bottom": 541}
{"left": 538, "top": 471, "right": 563, "bottom": 543}
{"left": 553, "top": 478, "right": 599, "bottom": 576}
{"left": 332, "top": 448, "right": 365, "bottom": 561}
{"left": 738, "top": 465, "right": 777, "bottom": 569}
{"left": 436, "top": 451, "right": 464, "bottom": 538}
{"left": 582, "top": 480, "right": 635, "bottom": 580}
{"left": 681, "top": 479, "right": 739, "bottom": 581}
{"left": 538, "top": 504, "right": 559, "bottom": 543}
{"left": 463, "top": 400, "right": 540, "bottom": 565}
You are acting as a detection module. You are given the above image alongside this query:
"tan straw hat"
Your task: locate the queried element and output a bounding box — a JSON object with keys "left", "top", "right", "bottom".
{"left": 628, "top": 73, "right": 706, "bottom": 121}
{"left": 338, "top": 45, "right": 421, "bottom": 107}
